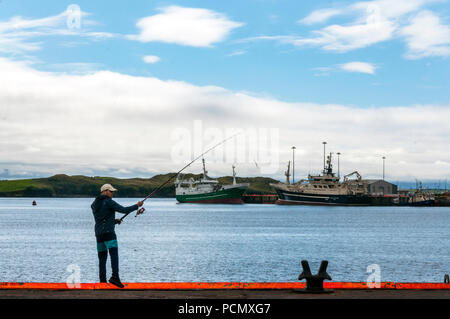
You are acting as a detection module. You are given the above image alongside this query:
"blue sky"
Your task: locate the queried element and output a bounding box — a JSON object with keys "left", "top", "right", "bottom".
{"left": 0, "top": 0, "right": 449, "bottom": 182}
{"left": 2, "top": 0, "right": 449, "bottom": 106}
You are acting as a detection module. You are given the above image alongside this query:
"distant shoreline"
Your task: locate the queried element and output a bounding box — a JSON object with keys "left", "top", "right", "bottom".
{"left": 0, "top": 174, "right": 278, "bottom": 198}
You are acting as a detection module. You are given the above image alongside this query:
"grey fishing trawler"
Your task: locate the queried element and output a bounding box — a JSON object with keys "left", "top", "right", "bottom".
{"left": 271, "top": 152, "right": 371, "bottom": 206}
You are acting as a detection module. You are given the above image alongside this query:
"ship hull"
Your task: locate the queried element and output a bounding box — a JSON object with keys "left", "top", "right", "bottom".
{"left": 410, "top": 200, "right": 435, "bottom": 206}
{"left": 176, "top": 186, "right": 247, "bottom": 204}
{"left": 274, "top": 188, "right": 371, "bottom": 206}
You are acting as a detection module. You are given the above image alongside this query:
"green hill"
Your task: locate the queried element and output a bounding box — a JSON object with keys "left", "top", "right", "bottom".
{"left": 0, "top": 174, "right": 279, "bottom": 197}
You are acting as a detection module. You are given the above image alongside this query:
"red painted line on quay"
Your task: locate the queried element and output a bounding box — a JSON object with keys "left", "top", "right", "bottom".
{"left": 0, "top": 282, "right": 448, "bottom": 290}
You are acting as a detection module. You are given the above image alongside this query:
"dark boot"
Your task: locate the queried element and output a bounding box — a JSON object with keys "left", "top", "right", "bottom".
{"left": 109, "top": 276, "right": 124, "bottom": 288}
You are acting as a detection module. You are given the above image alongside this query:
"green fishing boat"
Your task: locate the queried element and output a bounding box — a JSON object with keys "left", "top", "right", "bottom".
{"left": 175, "top": 159, "right": 249, "bottom": 204}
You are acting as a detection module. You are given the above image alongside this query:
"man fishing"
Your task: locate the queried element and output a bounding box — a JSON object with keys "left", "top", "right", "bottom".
{"left": 89, "top": 134, "right": 239, "bottom": 288}
{"left": 91, "top": 183, "right": 143, "bottom": 288}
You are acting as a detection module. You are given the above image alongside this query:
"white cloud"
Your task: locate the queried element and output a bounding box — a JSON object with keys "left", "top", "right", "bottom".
{"left": 42, "top": 62, "right": 103, "bottom": 75}
{"left": 227, "top": 50, "right": 247, "bottom": 57}
{"left": 312, "top": 66, "right": 333, "bottom": 76}
{"left": 247, "top": 5, "right": 396, "bottom": 52}
{"left": 313, "top": 62, "right": 377, "bottom": 75}
{"left": 304, "top": 14, "right": 395, "bottom": 52}
{"left": 142, "top": 55, "right": 161, "bottom": 64}
{"left": 0, "top": 58, "right": 449, "bottom": 181}
{"left": 128, "top": 6, "right": 244, "bottom": 47}
{"left": 0, "top": 7, "right": 114, "bottom": 55}
{"left": 282, "top": 2, "right": 400, "bottom": 52}
{"left": 301, "top": 0, "right": 432, "bottom": 25}
{"left": 0, "top": 13, "right": 66, "bottom": 32}
{"left": 299, "top": 8, "right": 343, "bottom": 25}
{"left": 257, "top": 0, "right": 444, "bottom": 56}
{"left": 400, "top": 10, "right": 450, "bottom": 59}
{"left": 340, "top": 62, "right": 376, "bottom": 74}
{"left": 350, "top": 0, "right": 434, "bottom": 20}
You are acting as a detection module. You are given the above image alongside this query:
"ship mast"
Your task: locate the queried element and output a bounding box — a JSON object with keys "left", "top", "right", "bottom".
{"left": 232, "top": 165, "right": 236, "bottom": 185}
{"left": 326, "top": 152, "right": 333, "bottom": 175}
{"left": 202, "top": 158, "right": 208, "bottom": 179}
{"left": 285, "top": 161, "right": 291, "bottom": 185}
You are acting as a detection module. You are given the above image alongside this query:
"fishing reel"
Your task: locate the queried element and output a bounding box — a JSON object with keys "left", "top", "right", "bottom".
{"left": 135, "top": 207, "right": 145, "bottom": 217}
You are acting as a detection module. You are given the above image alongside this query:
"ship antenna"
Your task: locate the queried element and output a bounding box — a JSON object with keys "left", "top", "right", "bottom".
{"left": 232, "top": 164, "right": 236, "bottom": 185}
{"left": 322, "top": 141, "right": 327, "bottom": 174}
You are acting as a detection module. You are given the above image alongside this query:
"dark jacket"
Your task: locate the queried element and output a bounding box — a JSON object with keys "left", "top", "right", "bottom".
{"left": 91, "top": 195, "right": 138, "bottom": 236}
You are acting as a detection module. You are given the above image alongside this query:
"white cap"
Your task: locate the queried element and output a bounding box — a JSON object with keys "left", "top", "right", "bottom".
{"left": 101, "top": 184, "right": 117, "bottom": 192}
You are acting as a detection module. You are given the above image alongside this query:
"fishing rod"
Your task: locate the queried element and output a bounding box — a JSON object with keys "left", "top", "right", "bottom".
{"left": 119, "top": 132, "right": 242, "bottom": 222}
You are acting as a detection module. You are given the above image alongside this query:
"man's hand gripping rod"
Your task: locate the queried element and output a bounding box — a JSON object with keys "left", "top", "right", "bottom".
{"left": 119, "top": 132, "right": 241, "bottom": 223}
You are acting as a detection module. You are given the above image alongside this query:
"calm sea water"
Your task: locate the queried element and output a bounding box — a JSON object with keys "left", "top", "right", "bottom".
{"left": 0, "top": 197, "right": 448, "bottom": 283}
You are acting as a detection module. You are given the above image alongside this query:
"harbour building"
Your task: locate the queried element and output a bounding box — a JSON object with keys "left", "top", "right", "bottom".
{"left": 363, "top": 180, "right": 398, "bottom": 195}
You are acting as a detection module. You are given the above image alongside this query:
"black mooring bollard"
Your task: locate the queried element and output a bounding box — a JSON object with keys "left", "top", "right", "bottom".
{"left": 295, "top": 260, "right": 333, "bottom": 293}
